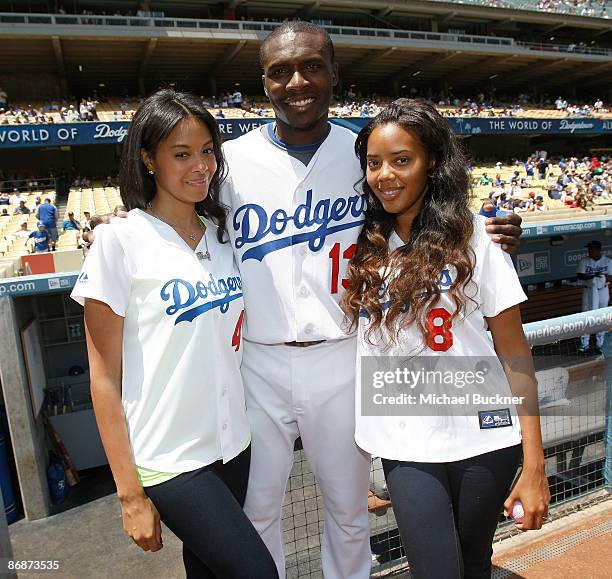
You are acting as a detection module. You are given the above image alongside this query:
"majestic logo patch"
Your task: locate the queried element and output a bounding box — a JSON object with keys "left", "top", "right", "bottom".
{"left": 233, "top": 189, "right": 366, "bottom": 262}
{"left": 478, "top": 408, "right": 512, "bottom": 429}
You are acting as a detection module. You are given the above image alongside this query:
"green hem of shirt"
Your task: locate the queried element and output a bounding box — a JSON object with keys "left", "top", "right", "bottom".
{"left": 136, "top": 466, "right": 180, "bottom": 487}
{"left": 136, "top": 437, "right": 252, "bottom": 487}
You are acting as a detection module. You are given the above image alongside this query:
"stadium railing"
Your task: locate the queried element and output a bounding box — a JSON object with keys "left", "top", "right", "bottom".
{"left": 0, "top": 178, "right": 56, "bottom": 194}
{"left": 281, "top": 307, "right": 612, "bottom": 577}
{"left": 2, "top": 13, "right": 611, "bottom": 57}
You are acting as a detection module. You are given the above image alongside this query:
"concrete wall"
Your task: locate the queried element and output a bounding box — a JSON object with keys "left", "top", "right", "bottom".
{"left": 0, "top": 296, "right": 50, "bottom": 520}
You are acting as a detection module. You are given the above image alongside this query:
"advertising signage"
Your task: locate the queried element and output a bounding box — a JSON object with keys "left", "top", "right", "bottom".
{"left": 1, "top": 117, "right": 611, "bottom": 149}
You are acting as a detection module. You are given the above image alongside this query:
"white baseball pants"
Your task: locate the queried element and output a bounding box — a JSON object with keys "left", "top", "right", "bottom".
{"left": 581, "top": 285, "right": 609, "bottom": 349}
{"left": 242, "top": 338, "right": 371, "bottom": 579}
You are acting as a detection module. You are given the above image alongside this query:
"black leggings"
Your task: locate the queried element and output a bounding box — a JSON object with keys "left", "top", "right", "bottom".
{"left": 144, "top": 446, "right": 278, "bottom": 579}
{"left": 383, "top": 444, "right": 522, "bottom": 579}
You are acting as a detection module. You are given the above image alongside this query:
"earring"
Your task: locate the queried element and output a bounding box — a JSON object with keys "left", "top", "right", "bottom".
{"left": 148, "top": 170, "right": 154, "bottom": 175}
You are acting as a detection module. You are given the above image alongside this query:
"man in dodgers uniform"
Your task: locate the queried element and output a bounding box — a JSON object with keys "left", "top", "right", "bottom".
{"left": 221, "top": 22, "right": 523, "bottom": 578}
{"left": 577, "top": 240, "right": 610, "bottom": 353}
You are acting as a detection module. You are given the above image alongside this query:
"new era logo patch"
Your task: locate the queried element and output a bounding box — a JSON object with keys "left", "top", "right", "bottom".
{"left": 478, "top": 409, "right": 512, "bottom": 429}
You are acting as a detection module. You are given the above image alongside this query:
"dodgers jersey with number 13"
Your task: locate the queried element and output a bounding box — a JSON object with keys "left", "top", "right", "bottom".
{"left": 221, "top": 124, "right": 365, "bottom": 344}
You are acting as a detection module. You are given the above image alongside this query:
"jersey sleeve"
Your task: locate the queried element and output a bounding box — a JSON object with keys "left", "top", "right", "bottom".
{"left": 577, "top": 258, "right": 587, "bottom": 275}
{"left": 477, "top": 223, "right": 527, "bottom": 318}
{"left": 218, "top": 171, "right": 236, "bottom": 209}
{"left": 70, "top": 224, "right": 130, "bottom": 316}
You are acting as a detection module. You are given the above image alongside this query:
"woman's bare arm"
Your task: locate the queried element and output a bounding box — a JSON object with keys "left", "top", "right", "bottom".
{"left": 85, "top": 298, "right": 162, "bottom": 551}
{"left": 486, "top": 305, "right": 550, "bottom": 530}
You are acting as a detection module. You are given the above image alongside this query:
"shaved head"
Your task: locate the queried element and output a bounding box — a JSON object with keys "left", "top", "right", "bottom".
{"left": 260, "top": 21, "right": 335, "bottom": 69}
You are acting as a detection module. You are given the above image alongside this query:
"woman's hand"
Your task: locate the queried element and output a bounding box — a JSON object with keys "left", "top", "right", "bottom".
{"left": 504, "top": 464, "right": 550, "bottom": 531}
{"left": 119, "top": 492, "right": 163, "bottom": 552}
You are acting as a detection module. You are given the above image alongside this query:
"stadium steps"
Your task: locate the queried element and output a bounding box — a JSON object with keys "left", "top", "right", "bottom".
{"left": 55, "top": 198, "right": 69, "bottom": 226}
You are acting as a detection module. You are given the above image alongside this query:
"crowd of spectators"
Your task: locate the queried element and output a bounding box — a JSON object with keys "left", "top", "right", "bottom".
{"left": 0, "top": 169, "right": 114, "bottom": 195}
{"left": 0, "top": 182, "right": 128, "bottom": 255}
{"left": 0, "top": 171, "right": 58, "bottom": 194}
{"left": 0, "top": 192, "right": 56, "bottom": 252}
{"left": 41, "top": 0, "right": 611, "bottom": 20}
{"left": 535, "top": 0, "right": 610, "bottom": 17}
{"left": 55, "top": 4, "right": 150, "bottom": 19}
{"left": 439, "top": 92, "right": 610, "bottom": 118}
{"left": 438, "top": 0, "right": 610, "bottom": 18}
{"left": 476, "top": 153, "right": 610, "bottom": 216}
{"left": 554, "top": 96, "right": 609, "bottom": 116}
{"left": 0, "top": 93, "right": 100, "bottom": 125}
{"left": 2, "top": 89, "right": 609, "bottom": 125}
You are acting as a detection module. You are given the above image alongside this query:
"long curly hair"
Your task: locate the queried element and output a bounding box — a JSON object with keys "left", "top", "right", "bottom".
{"left": 342, "top": 99, "right": 476, "bottom": 347}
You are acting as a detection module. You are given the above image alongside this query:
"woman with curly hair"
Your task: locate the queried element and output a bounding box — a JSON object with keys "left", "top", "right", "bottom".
{"left": 343, "top": 99, "right": 549, "bottom": 578}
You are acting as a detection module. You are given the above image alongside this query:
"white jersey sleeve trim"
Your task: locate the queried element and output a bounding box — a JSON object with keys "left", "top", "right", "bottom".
{"left": 474, "top": 216, "right": 527, "bottom": 318}
{"left": 71, "top": 223, "right": 130, "bottom": 317}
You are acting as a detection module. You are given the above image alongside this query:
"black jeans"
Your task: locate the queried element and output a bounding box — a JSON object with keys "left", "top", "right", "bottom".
{"left": 383, "top": 444, "right": 522, "bottom": 579}
{"left": 145, "top": 446, "right": 278, "bottom": 579}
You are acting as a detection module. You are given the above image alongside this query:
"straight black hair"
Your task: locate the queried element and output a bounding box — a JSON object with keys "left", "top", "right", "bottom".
{"left": 118, "top": 89, "right": 228, "bottom": 242}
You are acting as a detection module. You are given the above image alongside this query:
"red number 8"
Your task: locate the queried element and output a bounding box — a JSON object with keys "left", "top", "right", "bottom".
{"left": 426, "top": 307, "right": 453, "bottom": 352}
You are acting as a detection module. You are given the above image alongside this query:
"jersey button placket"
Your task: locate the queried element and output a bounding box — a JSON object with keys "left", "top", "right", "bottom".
{"left": 218, "top": 383, "right": 231, "bottom": 457}
{"left": 290, "top": 185, "right": 303, "bottom": 341}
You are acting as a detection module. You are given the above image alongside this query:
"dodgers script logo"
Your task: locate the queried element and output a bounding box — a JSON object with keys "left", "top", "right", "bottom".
{"left": 360, "top": 269, "right": 454, "bottom": 318}
{"left": 233, "top": 189, "right": 366, "bottom": 262}
{"left": 161, "top": 274, "right": 242, "bottom": 324}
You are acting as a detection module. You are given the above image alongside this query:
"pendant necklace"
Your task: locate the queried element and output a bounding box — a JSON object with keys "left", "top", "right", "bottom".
{"left": 146, "top": 204, "right": 211, "bottom": 260}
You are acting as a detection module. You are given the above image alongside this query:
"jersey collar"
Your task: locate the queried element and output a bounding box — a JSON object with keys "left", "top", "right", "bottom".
{"left": 266, "top": 122, "right": 331, "bottom": 153}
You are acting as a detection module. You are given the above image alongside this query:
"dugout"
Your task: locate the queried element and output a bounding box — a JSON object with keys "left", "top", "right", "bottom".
{"left": 514, "top": 216, "right": 610, "bottom": 323}
{"left": 0, "top": 272, "right": 106, "bottom": 520}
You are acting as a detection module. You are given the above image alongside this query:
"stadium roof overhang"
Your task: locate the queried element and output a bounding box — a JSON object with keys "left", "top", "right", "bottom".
{"left": 0, "top": 17, "right": 610, "bottom": 95}
{"left": 141, "top": 0, "right": 612, "bottom": 32}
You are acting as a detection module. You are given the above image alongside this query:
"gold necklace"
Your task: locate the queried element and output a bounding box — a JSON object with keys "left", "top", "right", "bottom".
{"left": 146, "top": 204, "right": 211, "bottom": 261}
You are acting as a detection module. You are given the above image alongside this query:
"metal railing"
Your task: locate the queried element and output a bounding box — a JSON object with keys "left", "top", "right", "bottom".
{"left": 0, "top": 178, "right": 56, "bottom": 195}
{"left": 283, "top": 307, "right": 612, "bottom": 577}
{"left": 0, "top": 12, "right": 513, "bottom": 46}
{"left": 2, "top": 13, "right": 611, "bottom": 57}
{"left": 516, "top": 40, "right": 612, "bottom": 56}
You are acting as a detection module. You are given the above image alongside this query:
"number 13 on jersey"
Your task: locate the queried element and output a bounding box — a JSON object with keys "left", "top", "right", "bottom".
{"left": 329, "top": 243, "right": 356, "bottom": 294}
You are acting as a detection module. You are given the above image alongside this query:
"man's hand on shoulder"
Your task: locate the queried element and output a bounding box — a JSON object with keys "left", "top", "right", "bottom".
{"left": 485, "top": 212, "right": 522, "bottom": 254}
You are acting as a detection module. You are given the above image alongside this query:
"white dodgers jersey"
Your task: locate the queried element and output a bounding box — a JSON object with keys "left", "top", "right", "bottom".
{"left": 578, "top": 255, "right": 610, "bottom": 290}
{"left": 221, "top": 124, "right": 365, "bottom": 344}
{"left": 355, "top": 216, "right": 527, "bottom": 463}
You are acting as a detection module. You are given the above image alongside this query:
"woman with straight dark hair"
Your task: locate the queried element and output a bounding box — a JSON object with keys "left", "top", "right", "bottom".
{"left": 71, "top": 89, "right": 278, "bottom": 579}
{"left": 343, "top": 99, "right": 550, "bottom": 578}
